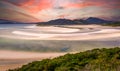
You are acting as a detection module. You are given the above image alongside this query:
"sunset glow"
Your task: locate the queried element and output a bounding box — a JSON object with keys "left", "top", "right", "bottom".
{"left": 0, "top": 0, "right": 120, "bottom": 22}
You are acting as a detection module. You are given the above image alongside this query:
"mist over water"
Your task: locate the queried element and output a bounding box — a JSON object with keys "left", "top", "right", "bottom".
{"left": 0, "top": 24, "right": 120, "bottom": 52}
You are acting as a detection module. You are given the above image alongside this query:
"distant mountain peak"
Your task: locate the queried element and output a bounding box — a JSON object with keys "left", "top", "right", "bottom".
{"left": 85, "top": 17, "right": 111, "bottom": 24}
{"left": 86, "top": 17, "right": 106, "bottom": 21}
{"left": 37, "top": 18, "right": 77, "bottom": 25}
{"left": 37, "top": 17, "right": 113, "bottom": 25}
{"left": 0, "top": 19, "right": 24, "bottom": 24}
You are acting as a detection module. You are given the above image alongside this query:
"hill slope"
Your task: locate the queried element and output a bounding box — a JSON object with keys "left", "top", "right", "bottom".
{"left": 37, "top": 19, "right": 78, "bottom": 25}
{"left": 0, "top": 19, "right": 24, "bottom": 24}
{"left": 85, "top": 17, "right": 111, "bottom": 24}
{"left": 37, "top": 17, "right": 112, "bottom": 25}
{"left": 10, "top": 47, "right": 120, "bottom": 71}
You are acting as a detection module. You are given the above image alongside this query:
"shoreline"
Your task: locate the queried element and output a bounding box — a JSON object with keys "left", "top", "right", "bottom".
{"left": 0, "top": 50, "right": 66, "bottom": 71}
{"left": 0, "top": 24, "right": 120, "bottom": 40}
{"left": 0, "top": 50, "right": 66, "bottom": 59}
{"left": 0, "top": 24, "right": 120, "bottom": 71}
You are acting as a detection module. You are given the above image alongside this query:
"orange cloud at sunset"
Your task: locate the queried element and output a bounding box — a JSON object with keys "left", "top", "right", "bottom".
{"left": 63, "top": 1, "right": 105, "bottom": 9}
{"left": 20, "top": 0, "right": 52, "bottom": 13}
{"left": 0, "top": 0, "right": 120, "bottom": 22}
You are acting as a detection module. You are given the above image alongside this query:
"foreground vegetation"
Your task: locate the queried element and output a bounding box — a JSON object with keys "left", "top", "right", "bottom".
{"left": 9, "top": 47, "right": 120, "bottom": 71}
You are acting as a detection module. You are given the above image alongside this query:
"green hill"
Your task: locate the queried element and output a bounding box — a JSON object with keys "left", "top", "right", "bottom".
{"left": 9, "top": 47, "right": 120, "bottom": 71}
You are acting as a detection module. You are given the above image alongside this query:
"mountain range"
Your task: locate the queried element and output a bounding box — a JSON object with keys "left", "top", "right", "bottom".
{"left": 0, "top": 19, "right": 24, "bottom": 24}
{"left": 0, "top": 17, "right": 114, "bottom": 25}
{"left": 37, "top": 17, "right": 112, "bottom": 25}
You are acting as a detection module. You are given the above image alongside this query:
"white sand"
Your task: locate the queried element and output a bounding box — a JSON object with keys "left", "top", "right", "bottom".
{"left": 0, "top": 50, "right": 66, "bottom": 59}
{"left": 1, "top": 24, "right": 120, "bottom": 71}
{"left": 0, "top": 50, "right": 66, "bottom": 71}
{"left": 1, "top": 24, "right": 120, "bottom": 40}
{"left": 35, "top": 26, "right": 80, "bottom": 33}
{"left": 11, "top": 28, "right": 120, "bottom": 40}
{"left": 12, "top": 31, "right": 55, "bottom": 38}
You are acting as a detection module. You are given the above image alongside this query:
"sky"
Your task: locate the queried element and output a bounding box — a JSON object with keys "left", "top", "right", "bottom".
{"left": 0, "top": 0, "right": 120, "bottom": 22}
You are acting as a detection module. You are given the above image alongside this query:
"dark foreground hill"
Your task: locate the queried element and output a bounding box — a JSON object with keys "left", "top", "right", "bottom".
{"left": 9, "top": 47, "right": 120, "bottom": 71}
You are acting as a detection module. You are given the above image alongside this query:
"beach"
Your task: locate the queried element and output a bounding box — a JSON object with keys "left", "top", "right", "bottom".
{"left": 0, "top": 24, "right": 120, "bottom": 40}
{"left": 0, "top": 50, "right": 66, "bottom": 71}
{"left": 0, "top": 24, "right": 120, "bottom": 71}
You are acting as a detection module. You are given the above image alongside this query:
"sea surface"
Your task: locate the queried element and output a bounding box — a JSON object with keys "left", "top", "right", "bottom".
{"left": 0, "top": 24, "right": 120, "bottom": 52}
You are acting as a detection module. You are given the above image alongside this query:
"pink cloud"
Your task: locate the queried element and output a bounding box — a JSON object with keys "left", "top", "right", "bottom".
{"left": 62, "top": 0, "right": 120, "bottom": 9}
{"left": 63, "top": 2, "right": 102, "bottom": 8}
{"left": 1, "top": 0, "right": 120, "bottom": 22}
{"left": 5, "top": 0, "right": 120, "bottom": 12}
{"left": 17, "top": 0, "right": 53, "bottom": 13}
{"left": 84, "top": 0, "right": 120, "bottom": 9}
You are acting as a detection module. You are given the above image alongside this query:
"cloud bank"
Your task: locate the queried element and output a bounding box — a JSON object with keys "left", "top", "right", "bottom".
{"left": 0, "top": 0, "right": 120, "bottom": 22}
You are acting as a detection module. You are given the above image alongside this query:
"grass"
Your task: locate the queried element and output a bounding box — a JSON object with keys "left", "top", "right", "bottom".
{"left": 9, "top": 47, "right": 120, "bottom": 71}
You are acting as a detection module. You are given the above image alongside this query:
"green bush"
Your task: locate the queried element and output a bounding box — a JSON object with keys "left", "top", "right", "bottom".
{"left": 10, "top": 47, "right": 120, "bottom": 71}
